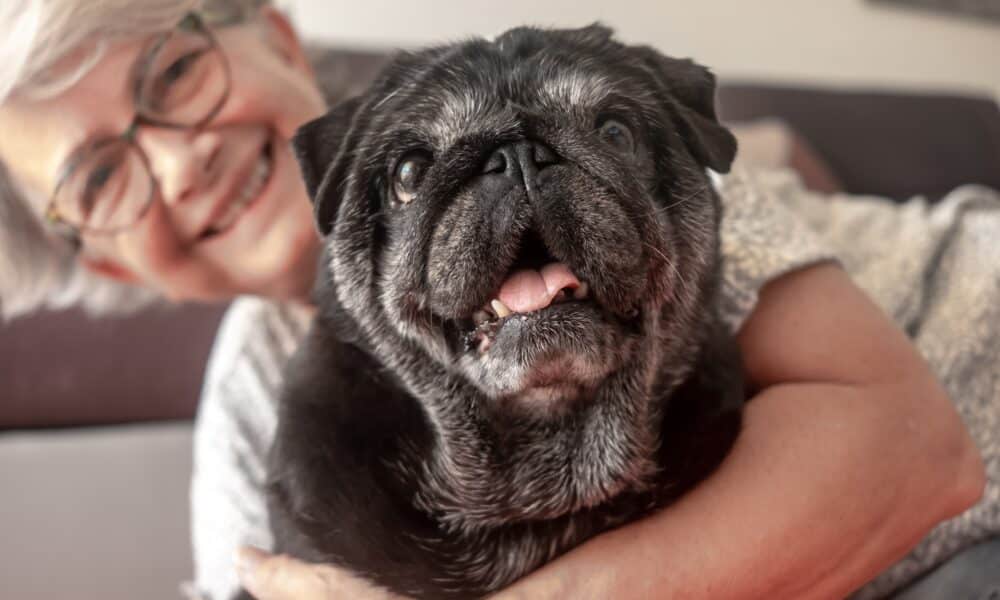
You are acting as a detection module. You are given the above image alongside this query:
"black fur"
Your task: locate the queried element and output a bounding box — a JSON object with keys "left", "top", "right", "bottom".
{"left": 240, "top": 25, "right": 744, "bottom": 600}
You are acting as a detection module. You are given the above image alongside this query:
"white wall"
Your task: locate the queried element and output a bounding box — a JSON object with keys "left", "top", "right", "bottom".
{"left": 282, "top": 0, "right": 1000, "bottom": 96}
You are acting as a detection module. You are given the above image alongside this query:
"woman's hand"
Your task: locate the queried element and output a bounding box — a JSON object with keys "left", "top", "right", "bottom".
{"left": 490, "top": 263, "right": 985, "bottom": 599}
{"left": 236, "top": 546, "right": 406, "bottom": 600}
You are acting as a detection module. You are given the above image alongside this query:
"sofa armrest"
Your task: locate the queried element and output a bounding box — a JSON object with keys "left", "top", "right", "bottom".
{"left": 718, "top": 83, "right": 1000, "bottom": 199}
{"left": 0, "top": 303, "right": 227, "bottom": 430}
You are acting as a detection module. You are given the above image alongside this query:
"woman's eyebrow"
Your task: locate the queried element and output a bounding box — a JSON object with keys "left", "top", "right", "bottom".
{"left": 128, "top": 34, "right": 162, "bottom": 103}
{"left": 51, "top": 37, "right": 159, "bottom": 188}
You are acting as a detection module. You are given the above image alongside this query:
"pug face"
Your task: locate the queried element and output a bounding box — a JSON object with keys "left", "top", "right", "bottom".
{"left": 292, "top": 25, "right": 737, "bottom": 529}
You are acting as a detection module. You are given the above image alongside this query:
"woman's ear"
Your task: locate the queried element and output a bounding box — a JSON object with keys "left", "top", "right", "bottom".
{"left": 79, "top": 254, "right": 140, "bottom": 284}
{"left": 258, "top": 6, "right": 314, "bottom": 76}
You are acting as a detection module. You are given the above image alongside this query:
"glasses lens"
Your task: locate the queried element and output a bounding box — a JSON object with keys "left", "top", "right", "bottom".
{"left": 54, "top": 141, "right": 154, "bottom": 232}
{"left": 135, "top": 27, "right": 228, "bottom": 126}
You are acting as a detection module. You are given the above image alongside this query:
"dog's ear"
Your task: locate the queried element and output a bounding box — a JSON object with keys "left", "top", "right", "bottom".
{"left": 292, "top": 96, "right": 364, "bottom": 236}
{"left": 635, "top": 49, "right": 737, "bottom": 173}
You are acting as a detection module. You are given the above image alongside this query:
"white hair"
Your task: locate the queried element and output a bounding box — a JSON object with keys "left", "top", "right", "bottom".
{"left": 0, "top": 0, "right": 270, "bottom": 320}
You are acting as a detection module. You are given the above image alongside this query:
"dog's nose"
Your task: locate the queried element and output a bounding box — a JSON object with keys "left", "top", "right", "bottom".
{"left": 482, "top": 140, "right": 558, "bottom": 192}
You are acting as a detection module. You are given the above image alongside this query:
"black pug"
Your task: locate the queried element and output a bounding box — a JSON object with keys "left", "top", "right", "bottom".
{"left": 248, "top": 24, "right": 745, "bottom": 600}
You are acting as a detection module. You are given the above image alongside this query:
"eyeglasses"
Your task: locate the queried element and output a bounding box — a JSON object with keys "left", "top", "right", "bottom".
{"left": 44, "top": 13, "right": 231, "bottom": 237}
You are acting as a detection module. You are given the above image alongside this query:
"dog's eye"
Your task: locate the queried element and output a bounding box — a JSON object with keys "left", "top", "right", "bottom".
{"left": 393, "top": 151, "right": 432, "bottom": 205}
{"left": 597, "top": 119, "right": 635, "bottom": 154}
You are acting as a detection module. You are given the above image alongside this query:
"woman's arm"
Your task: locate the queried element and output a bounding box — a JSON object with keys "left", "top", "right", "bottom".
{"left": 491, "top": 262, "right": 985, "bottom": 600}
{"left": 238, "top": 263, "right": 985, "bottom": 600}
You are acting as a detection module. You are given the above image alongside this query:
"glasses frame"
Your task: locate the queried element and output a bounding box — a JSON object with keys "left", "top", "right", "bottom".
{"left": 44, "top": 12, "right": 231, "bottom": 238}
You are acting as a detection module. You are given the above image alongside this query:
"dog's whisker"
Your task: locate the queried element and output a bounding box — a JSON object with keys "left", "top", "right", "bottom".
{"left": 640, "top": 240, "right": 671, "bottom": 266}
{"left": 640, "top": 240, "right": 689, "bottom": 295}
{"left": 629, "top": 184, "right": 710, "bottom": 225}
{"left": 661, "top": 184, "right": 709, "bottom": 211}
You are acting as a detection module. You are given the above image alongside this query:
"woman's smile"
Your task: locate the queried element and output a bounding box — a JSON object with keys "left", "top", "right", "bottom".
{"left": 198, "top": 135, "right": 275, "bottom": 243}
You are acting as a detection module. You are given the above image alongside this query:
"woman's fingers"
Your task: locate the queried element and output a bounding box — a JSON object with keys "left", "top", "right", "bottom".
{"left": 236, "top": 546, "right": 327, "bottom": 600}
{"left": 235, "top": 546, "right": 402, "bottom": 600}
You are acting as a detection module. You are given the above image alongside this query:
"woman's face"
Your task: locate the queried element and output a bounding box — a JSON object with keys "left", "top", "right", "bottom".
{"left": 0, "top": 9, "right": 327, "bottom": 303}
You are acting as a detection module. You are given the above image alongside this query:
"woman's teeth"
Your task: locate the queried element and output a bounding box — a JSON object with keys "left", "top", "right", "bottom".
{"left": 207, "top": 150, "right": 272, "bottom": 236}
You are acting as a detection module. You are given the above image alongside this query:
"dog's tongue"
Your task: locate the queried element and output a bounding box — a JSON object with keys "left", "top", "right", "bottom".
{"left": 497, "top": 263, "right": 581, "bottom": 313}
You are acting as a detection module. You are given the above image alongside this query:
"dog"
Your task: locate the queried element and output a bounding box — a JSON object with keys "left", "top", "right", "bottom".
{"left": 251, "top": 24, "right": 744, "bottom": 600}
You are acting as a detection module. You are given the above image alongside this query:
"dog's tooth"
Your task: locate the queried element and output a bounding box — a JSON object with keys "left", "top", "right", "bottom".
{"left": 491, "top": 299, "right": 512, "bottom": 318}
{"left": 573, "top": 281, "right": 589, "bottom": 300}
{"left": 478, "top": 335, "right": 492, "bottom": 353}
{"left": 473, "top": 310, "right": 490, "bottom": 326}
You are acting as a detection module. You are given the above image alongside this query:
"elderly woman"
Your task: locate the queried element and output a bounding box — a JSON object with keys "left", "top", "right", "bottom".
{"left": 0, "top": 1, "right": 992, "bottom": 600}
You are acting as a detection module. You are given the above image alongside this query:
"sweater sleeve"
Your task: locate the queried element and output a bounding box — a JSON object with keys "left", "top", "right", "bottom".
{"left": 188, "top": 298, "right": 310, "bottom": 600}
{"left": 715, "top": 167, "right": 839, "bottom": 333}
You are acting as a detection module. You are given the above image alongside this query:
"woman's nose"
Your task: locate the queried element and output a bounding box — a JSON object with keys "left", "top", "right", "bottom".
{"left": 137, "top": 128, "right": 223, "bottom": 206}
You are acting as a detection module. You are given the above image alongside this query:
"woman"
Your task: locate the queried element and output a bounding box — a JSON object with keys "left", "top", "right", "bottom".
{"left": 0, "top": 1, "right": 989, "bottom": 599}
